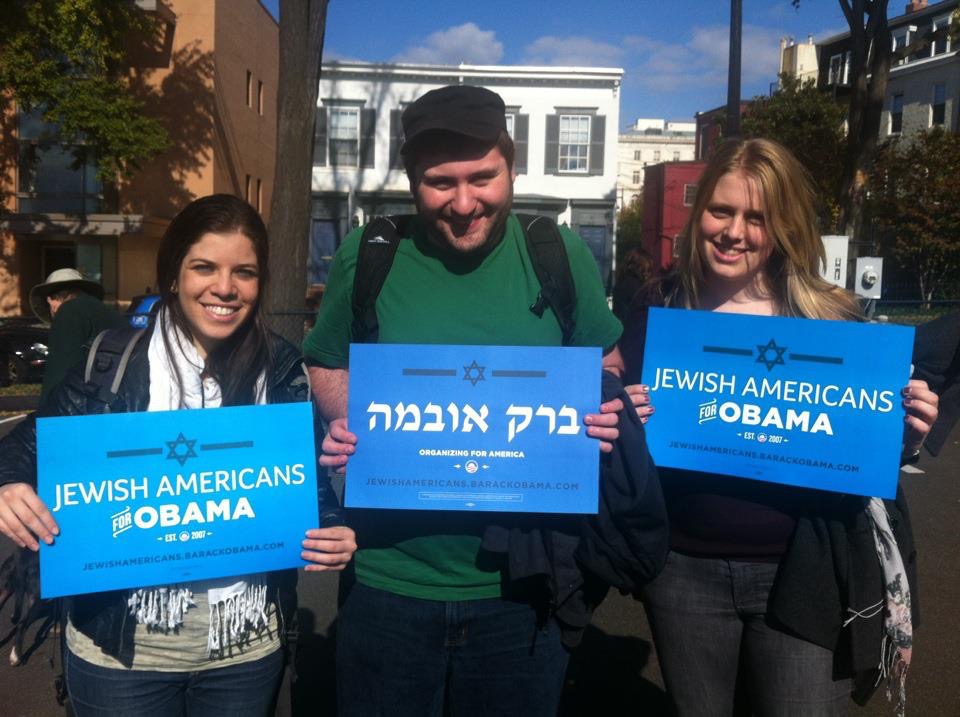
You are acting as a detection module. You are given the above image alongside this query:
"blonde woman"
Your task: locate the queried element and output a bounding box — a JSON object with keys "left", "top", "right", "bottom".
{"left": 620, "top": 139, "right": 938, "bottom": 716}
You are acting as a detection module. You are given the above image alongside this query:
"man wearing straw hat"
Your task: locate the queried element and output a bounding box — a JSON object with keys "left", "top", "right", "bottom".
{"left": 29, "top": 268, "right": 124, "bottom": 404}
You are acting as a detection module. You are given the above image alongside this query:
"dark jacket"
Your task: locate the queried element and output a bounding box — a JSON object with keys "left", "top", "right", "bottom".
{"left": 40, "top": 292, "right": 126, "bottom": 404}
{"left": 480, "top": 371, "right": 669, "bottom": 647}
{"left": 769, "top": 487, "right": 917, "bottom": 703}
{"left": 913, "top": 311, "right": 960, "bottom": 456}
{"left": 0, "top": 325, "right": 341, "bottom": 666}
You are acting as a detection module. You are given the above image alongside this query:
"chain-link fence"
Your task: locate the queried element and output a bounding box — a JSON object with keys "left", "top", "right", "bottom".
{"left": 868, "top": 300, "right": 960, "bottom": 326}
{"left": 267, "top": 311, "right": 317, "bottom": 344}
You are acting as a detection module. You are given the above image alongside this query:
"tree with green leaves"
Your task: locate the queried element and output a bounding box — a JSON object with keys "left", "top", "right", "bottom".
{"left": 0, "top": 0, "right": 168, "bottom": 183}
{"left": 616, "top": 194, "right": 644, "bottom": 264}
{"left": 613, "top": 195, "right": 652, "bottom": 318}
{"left": 789, "top": 0, "right": 959, "bottom": 242}
{"left": 869, "top": 128, "right": 960, "bottom": 302}
{"left": 742, "top": 74, "right": 846, "bottom": 230}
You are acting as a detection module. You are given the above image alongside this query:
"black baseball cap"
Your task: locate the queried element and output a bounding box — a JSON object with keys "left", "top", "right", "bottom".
{"left": 400, "top": 85, "right": 506, "bottom": 154}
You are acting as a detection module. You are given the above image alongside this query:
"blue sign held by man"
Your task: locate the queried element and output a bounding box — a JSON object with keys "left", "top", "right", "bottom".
{"left": 347, "top": 343, "right": 601, "bottom": 513}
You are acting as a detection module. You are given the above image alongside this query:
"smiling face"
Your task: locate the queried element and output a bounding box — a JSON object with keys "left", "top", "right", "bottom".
{"left": 698, "top": 171, "right": 774, "bottom": 297}
{"left": 175, "top": 231, "right": 259, "bottom": 359}
{"left": 411, "top": 142, "right": 515, "bottom": 254}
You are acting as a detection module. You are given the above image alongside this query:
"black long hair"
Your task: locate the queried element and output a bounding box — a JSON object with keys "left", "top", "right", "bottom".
{"left": 155, "top": 194, "right": 271, "bottom": 406}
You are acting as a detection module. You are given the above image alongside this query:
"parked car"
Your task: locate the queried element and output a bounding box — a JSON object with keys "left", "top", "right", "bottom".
{"left": 126, "top": 294, "right": 161, "bottom": 329}
{"left": 0, "top": 317, "right": 49, "bottom": 386}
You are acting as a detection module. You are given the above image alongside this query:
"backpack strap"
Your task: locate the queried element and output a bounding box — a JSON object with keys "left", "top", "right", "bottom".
{"left": 351, "top": 215, "right": 410, "bottom": 343}
{"left": 516, "top": 214, "right": 577, "bottom": 346}
{"left": 83, "top": 327, "right": 147, "bottom": 408}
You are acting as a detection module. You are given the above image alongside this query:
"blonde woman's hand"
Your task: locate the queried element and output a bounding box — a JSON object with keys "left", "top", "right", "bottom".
{"left": 901, "top": 379, "right": 938, "bottom": 460}
{"left": 625, "top": 383, "right": 655, "bottom": 424}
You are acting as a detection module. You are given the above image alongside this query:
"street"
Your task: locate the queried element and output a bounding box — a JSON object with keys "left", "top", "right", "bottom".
{"left": 1, "top": 414, "right": 957, "bottom": 716}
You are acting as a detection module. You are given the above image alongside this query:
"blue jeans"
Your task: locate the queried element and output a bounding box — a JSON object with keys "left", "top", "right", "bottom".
{"left": 642, "top": 552, "right": 852, "bottom": 717}
{"left": 65, "top": 648, "right": 284, "bottom": 717}
{"left": 336, "top": 582, "right": 569, "bottom": 717}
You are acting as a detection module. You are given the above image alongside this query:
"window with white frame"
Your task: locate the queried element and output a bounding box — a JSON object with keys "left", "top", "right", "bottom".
{"left": 634, "top": 149, "right": 642, "bottom": 161}
{"left": 653, "top": 150, "right": 660, "bottom": 162}
{"left": 329, "top": 107, "right": 360, "bottom": 166}
{"left": 828, "top": 52, "right": 851, "bottom": 85}
{"left": 632, "top": 170, "right": 640, "bottom": 184}
{"left": 932, "top": 83, "right": 946, "bottom": 126}
{"left": 892, "top": 27, "right": 915, "bottom": 65}
{"left": 932, "top": 15, "right": 952, "bottom": 56}
{"left": 890, "top": 94, "right": 904, "bottom": 134}
{"left": 505, "top": 113, "right": 515, "bottom": 138}
{"left": 672, "top": 151, "right": 680, "bottom": 161}
{"left": 558, "top": 114, "right": 590, "bottom": 172}
{"left": 683, "top": 184, "right": 697, "bottom": 206}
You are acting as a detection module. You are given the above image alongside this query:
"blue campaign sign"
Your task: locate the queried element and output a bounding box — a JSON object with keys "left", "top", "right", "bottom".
{"left": 347, "top": 344, "right": 601, "bottom": 513}
{"left": 641, "top": 308, "right": 914, "bottom": 499}
{"left": 37, "top": 402, "right": 319, "bottom": 599}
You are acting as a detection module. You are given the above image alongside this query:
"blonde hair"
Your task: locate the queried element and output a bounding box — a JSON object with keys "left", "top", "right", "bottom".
{"left": 665, "top": 138, "right": 861, "bottom": 321}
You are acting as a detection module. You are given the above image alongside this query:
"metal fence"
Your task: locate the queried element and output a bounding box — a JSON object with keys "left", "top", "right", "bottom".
{"left": 267, "top": 311, "right": 318, "bottom": 343}
{"left": 867, "top": 299, "right": 960, "bottom": 325}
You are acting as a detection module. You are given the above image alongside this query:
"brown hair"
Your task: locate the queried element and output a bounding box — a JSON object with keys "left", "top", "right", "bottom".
{"left": 665, "top": 138, "right": 861, "bottom": 321}
{"left": 156, "top": 194, "right": 272, "bottom": 405}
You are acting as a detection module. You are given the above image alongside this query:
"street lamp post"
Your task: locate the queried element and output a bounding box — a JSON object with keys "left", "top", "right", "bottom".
{"left": 727, "top": 0, "right": 742, "bottom": 138}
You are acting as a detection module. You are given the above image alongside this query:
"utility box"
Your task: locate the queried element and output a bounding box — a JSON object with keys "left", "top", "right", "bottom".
{"left": 855, "top": 257, "right": 883, "bottom": 299}
{"left": 819, "top": 235, "right": 849, "bottom": 288}
{"left": 641, "top": 161, "right": 707, "bottom": 275}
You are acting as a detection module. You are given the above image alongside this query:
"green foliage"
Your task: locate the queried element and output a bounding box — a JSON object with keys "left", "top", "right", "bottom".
{"left": 742, "top": 74, "right": 846, "bottom": 231}
{"left": 870, "top": 128, "right": 960, "bottom": 301}
{"left": 0, "top": 0, "right": 169, "bottom": 180}
{"left": 616, "top": 194, "right": 644, "bottom": 263}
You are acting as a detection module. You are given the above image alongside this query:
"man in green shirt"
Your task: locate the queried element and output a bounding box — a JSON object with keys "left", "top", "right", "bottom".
{"left": 304, "top": 85, "right": 624, "bottom": 716}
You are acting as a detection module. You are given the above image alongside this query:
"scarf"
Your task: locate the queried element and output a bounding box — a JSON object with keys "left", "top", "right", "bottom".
{"left": 129, "top": 309, "right": 269, "bottom": 654}
{"left": 865, "top": 497, "right": 913, "bottom": 717}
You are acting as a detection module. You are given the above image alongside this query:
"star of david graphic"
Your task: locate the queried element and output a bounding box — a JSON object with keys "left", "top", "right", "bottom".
{"left": 756, "top": 338, "right": 788, "bottom": 371}
{"left": 166, "top": 432, "right": 198, "bottom": 466}
{"left": 463, "top": 360, "right": 486, "bottom": 387}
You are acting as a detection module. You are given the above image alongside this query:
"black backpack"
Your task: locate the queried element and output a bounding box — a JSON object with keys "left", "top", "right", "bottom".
{"left": 82, "top": 327, "right": 147, "bottom": 409}
{"left": 350, "top": 214, "right": 577, "bottom": 345}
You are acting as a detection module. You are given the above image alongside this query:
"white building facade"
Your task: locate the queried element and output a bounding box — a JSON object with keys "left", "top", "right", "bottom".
{"left": 310, "top": 61, "right": 623, "bottom": 288}
{"left": 616, "top": 118, "right": 696, "bottom": 207}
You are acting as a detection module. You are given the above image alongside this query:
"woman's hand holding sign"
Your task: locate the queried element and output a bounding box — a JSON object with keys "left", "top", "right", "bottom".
{"left": 301, "top": 525, "right": 357, "bottom": 572}
{"left": 624, "top": 384, "right": 654, "bottom": 424}
{"left": 902, "top": 379, "right": 938, "bottom": 460}
{"left": 0, "top": 482, "right": 58, "bottom": 551}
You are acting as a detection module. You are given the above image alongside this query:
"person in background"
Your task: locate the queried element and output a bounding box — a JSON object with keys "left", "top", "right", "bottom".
{"left": 29, "top": 268, "right": 125, "bottom": 404}
{"left": 620, "top": 138, "right": 939, "bottom": 716}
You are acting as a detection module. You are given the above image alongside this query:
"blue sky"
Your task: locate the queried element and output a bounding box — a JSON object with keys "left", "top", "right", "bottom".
{"left": 262, "top": 0, "right": 850, "bottom": 129}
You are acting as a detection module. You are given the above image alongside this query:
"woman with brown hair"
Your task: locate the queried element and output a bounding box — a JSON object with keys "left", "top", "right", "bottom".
{"left": 0, "top": 194, "right": 356, "bottom": 716}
